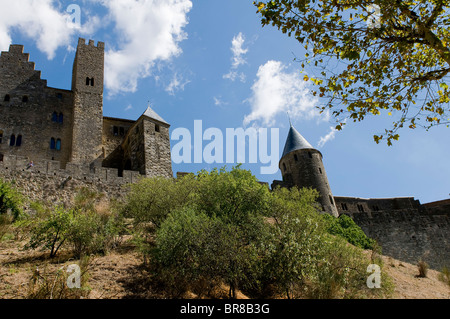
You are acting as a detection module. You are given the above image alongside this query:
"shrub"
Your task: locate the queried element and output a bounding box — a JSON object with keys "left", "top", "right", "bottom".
{"left": 121, "top": 174, "right": 196, "bottom": 230}
{"left": 0, "top": 178, "right": 23, "bottom": 220}
{"left": 0, "top": 213, "right": 13, "bottom": 241}
{"left": 27, "top": 256, "right": 91, "bottom": 299}
{"left": 417, "top": 260, "right": 429, "bottom": 278}
{"left": 25, "top": 206, "right": 73, "bottom": 258}
{"left": 154, "top": 207, "right": 263, "bottom": 298}
{"left": 438, "top": 267, "right": 450, "bottom": 287}
{"left": 322, "top": 213, "right": 376, "bottom": 249}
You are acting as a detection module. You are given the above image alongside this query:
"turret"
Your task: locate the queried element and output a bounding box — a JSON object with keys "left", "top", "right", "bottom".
{"left": 279, "top": 124, "right": 338, "bottom": 217}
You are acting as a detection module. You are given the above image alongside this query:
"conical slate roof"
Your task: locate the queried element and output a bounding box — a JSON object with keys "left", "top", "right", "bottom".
{"left": 281, "top": 124, "right": 315, "bottom": 158}
{"left": 142, "top": 106, "right": 169, "bottom": 125}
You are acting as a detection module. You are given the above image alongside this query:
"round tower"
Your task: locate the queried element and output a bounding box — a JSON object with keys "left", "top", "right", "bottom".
{"left": 279, "top": 124, "right": 338, "bottom": 217}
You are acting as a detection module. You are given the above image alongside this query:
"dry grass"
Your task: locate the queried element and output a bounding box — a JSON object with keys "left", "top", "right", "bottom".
{"left": 1, "top": 237, "right": 449, "bottom": 299}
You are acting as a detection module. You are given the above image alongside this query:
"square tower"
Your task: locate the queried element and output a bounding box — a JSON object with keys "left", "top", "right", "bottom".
{"left": 70, "top": 38, "right": 105, "bottom": 165}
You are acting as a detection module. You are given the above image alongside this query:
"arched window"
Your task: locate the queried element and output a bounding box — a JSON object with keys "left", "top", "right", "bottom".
{"left": 56, "top": 139, "right": 61, "bottom": 151}
{"left": 16, "top": 135, "right": 22, "bottom": 147}
{"left": 50, "top": 138, "right": 56, "bottom": 150}
{"left": 10, "top": 135, "right": 15, "bottom": 146}
{"left": 52, "top": 112, "right": 58, "bottom": 122}
{"left": 4, "top": 95, "right": 10, "bottom": 102}
{"left": 58, "top": 113, "right": 63, "bottom": 123}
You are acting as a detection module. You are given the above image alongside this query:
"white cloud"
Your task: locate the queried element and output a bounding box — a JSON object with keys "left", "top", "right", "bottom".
{"left": 103, "top": 0, "right": 193, "bottom": 95}
{"left": 124, "top": 104, "right": 133, "bottom": 111}
{"left": 223, "top": 32, "right": 248, "bottom": 82}
{"left": 165, "top": 72, "right": 190, "bottom": 95}
{"left": 0, "top": 0, "right": 77, "bottom": 59}
{"left": 318, "top": 126, "right": 338, "bottom": 148}
{"left": 244, "top": 60, "right": 319, "bottom": 127}
{"left": 0, "top": 0, "right": 192, "bottom": 96}
{"left": 213, "top": 96, "right": 228, "bottom": 106}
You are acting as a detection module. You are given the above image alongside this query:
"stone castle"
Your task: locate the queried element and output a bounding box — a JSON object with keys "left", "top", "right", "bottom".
{"left": 0, "top": 38, "right": 172, "bottom": 181}
{"left": 0, "top": 39, "right": 448, "bottom": 270}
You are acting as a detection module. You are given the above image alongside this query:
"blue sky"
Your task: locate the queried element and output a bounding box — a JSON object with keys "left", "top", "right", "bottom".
{"left": 1, "top": 0, "right": 450, "bottom": 204}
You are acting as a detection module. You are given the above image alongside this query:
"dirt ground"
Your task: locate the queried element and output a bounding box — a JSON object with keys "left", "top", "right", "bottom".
{"left": 0, "top": 238, "right": 448, "bottom": 299}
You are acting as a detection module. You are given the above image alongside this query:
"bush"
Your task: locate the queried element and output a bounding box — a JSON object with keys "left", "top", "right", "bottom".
{"left": 154, "top": 207, "right": 263, "bottom": 298}
{"left": 438, "top": 267, "right": 450, "bottom": 287}
{"left": 27, "top": 256, "right": 91, "bottom": 299}
{"left": 132, "top": 167, "right": 389, "bottom": 299}
{"left": 322, "top": 213, "right": 376, "bottom": 249}
{"left": 0, "top": 178, "right": 23, "bottom": 220}
{"left": 0, "top": 213, "right": 14, "bottom": 241}
{"left": 25, "top": 206, "right": 73, "bottom": 258}
{"left": 24, "top": 190, "right": 124, "bottom": 259}
{"left": 417, "top": 260, "right": 429, "bottom": 278}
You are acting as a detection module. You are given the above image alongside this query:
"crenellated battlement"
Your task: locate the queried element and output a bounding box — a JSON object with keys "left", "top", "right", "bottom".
{"left": 78, "top": 38, "right": 105, "bottom": 49}
{"left": 0, "top": 155, "right": 142, "bottom": 185}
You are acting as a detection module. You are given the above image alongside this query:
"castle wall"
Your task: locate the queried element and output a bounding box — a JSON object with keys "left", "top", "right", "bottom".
{"left": 335, "top": 196, "right": 450, "bottom": 270}
{"left": 0, "top": 155, "right": 142, "bottom": 205}
{"left": 0, "top": 45, "right": 74, "bottom": 167}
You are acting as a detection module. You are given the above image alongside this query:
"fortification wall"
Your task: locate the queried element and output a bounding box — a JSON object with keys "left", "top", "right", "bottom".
{"left": 335, "top": 196, "right": 450, "bottom": 270}
{"left": 0, "top": 155, "right": 142, "bottom": 205}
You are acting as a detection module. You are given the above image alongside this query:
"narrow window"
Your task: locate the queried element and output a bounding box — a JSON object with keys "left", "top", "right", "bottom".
{"left": 86, "top": 77, "right": 91, "bottom": 86}
{"left": 22, "top": 96, "right": 28, "bottom": 103}
{"left": 308, "top": 152, "right": 312, "bottom": 158}
{"left": 10, "top": 135, "right": 15, "bottom": 146}
{"left": 119, "top": 127, "right": 125, "bottom": 136}
{"left": 4, "top": 95, "right": 10, "bottom": 102}
{"left": 58, "top": 113, "right": 63, "bottom": 123}
{"left": 16, "top": 135, "right": 22, "bottom": 147}
{"left": 0, "top": 154, "right": 3, "bottom": 162}
{"left": 329, "top": 195, "right": 334, "bottom": 205}
{"left": 357, "top": 204, "right": 364, "bottom": 212}
{"left": 155, "top": 124, "right": 160, "bottom": 132}
{"left": 294, "top": 154, "right": 298, "bottom": 161}
{"left": 90, "top": 78, "right": 94, "bottom": 86}
{"left": 50, "top": 138, "right": 56, "bottom": 150}
{"left": 319, "top": 167, "right": 322, "bottom": 174}
{"left": 0, "top": 130, "right": 3, "bottom": 144}
{"left": 283, "top": 163, "right": 287, "bottom": 172}
{"left": 52, "top": 112, "right": 58, "bottom": 122}
{"left": 56, "top": 139, "right": 61, "bottom": 151}
{"left": 113, "top": 126, "right": 119, "bottom": 136}
{"left": 341, "top": 203, "right": 348, "bottom": 211}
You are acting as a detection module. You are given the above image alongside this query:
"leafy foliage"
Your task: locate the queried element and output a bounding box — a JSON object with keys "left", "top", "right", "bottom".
{"left": 255, "top": 0, "right": 450, "bottom": 145}
{"left": 322, "top": 213, "right": 376, "bottom": 249}
{"left": 0, "top": 178, "right": 23, "bottom": 220}
{"left": 24, "top": 189, "right": 124, "bottom": 258}
{"left": 132, "top": 166, "right": 389, "bottom": 299}
{"left": 25, "top": 205, "right": 73, "bottom": 258}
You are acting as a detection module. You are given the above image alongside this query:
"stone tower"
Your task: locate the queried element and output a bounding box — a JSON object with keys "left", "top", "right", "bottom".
{"left": 70, "top": 38, "right": 105, "bottom": 165}
{"left": 279, "top": 124, "right": 338, "bottom": 217}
